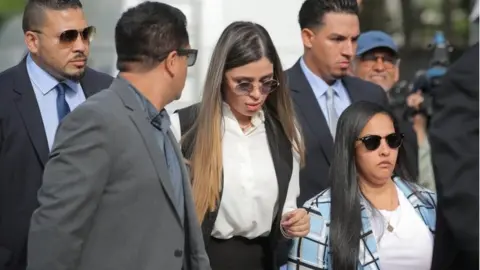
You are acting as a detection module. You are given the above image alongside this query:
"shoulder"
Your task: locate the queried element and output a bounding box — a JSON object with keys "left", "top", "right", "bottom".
{"left": 303, "top": 189, "right": 332, "bottom": 222}
{"left": 175, "top": 103, "right": 200, "bottom": 117}
{"left": 71, "top": 88, "right": 119, "bottom": 122}
{"left": 0, "top": 63, "right": 21, "bottom": 89}
{"left": 394, "top": 177, "right": 437, "bottom": 205}
{"left": 443, "top": 43, "right": 479, "bottom": 91}
{"left": 84, "top": 67, "right": 114, "bottom": 87}
{"left": 344, "top": 75, "right": 385, "bottom": 95}
{"left": 174, "top": 103, "right": 201, "bottom": 134}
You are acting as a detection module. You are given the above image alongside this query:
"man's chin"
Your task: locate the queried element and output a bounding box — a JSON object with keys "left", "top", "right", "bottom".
{"left": 63, "top": 69, "right": 86, "bottom": 82}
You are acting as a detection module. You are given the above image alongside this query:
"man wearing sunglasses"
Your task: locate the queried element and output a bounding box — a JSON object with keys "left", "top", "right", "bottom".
{"left": 0, "top": 1, "right": 112, "bottom": 270}
{"left": 27, "top": 2, "right": 208, "bottom": 270}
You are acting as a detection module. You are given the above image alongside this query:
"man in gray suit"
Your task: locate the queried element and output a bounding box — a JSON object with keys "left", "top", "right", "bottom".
{"left": 27, "top": 2, "right": 209, "bottom": 270}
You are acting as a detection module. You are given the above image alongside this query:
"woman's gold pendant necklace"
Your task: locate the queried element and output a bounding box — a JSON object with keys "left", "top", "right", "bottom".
{"left": 387, "top": 222, "right": 394, "bottom": 232}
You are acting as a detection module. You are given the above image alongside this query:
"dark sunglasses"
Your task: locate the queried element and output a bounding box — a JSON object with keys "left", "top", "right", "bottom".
{"left": 177, "top": 48, "right": 198, "bottom": 67}
{"left": 233, "top": 79, "right": 279, "bottom": 96}
{"left": 356, "top": 133, "right": 404, "bottom": 151}
{"left": 33, "top": 26, "right": 96, "bottom": 44}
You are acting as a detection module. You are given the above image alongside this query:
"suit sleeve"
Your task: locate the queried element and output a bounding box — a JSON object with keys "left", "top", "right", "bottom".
{"left": 27, "top": 103, "right": 111, "bottom": 270}
{"left": 429, "top": 45, "right": 479, "bottom": 251}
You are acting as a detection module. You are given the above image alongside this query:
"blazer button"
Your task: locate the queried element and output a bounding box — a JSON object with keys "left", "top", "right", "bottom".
{"left": 174, "top": 249, "right": 183, "bottom": 257}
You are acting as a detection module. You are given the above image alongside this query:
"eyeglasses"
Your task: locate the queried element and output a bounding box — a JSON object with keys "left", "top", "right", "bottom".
{"left": 232, "top": 79, "right": 279, "bottom": 96}
{"left": 177, "top": 48, "right": 198, "bottom": 67}
{"left": 32, "top": 26, "right": 96, "bottom": 44}
{"left": 157, "top": 48, "right": 198, "bottom": 67}
{"left": 360, "top": 54, "right": 399, "bottom": 69}
{"left": 356, "top": 133, "right": 403, "bottom": 151}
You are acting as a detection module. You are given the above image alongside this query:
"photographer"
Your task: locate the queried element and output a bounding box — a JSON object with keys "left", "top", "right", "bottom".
{"left": 351, "top": 30, "right": 434, "bottom": 189}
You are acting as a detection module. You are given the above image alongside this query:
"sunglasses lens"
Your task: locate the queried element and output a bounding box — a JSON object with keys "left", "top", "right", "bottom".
{"left": 386, "top": 133, "right": 403, "bottom": 148}
{"left": 59, "top": 30, "right": 79, "bottom": 43}
{"left": 235, "top": 83, "right": 253, "bottom": 94}
{"left": 187, "top": 51, "right": 197, "bottom": 67}
{"left": 261, "top": 80, "right": 279, "bottom": 94}
{"left": 59, "top": 26, "right": 95, "bottom": 43}
{"left": 362, "top": 136, "right": 382, "bottom": 151}
{"left": 82, "top": 26, "right": 95, "bottom": 42}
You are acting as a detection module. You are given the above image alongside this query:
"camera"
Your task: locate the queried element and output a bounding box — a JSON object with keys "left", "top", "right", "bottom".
{"left": 389, "top": 31, "right": 452, "bottom": 121}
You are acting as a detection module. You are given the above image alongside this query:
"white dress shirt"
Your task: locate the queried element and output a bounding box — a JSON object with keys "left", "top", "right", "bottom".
{"left": 370, "top": 186, "right": 434, "bottom": 270}
{"left": 170, "top": 103, "right": 300, "bottom": 239}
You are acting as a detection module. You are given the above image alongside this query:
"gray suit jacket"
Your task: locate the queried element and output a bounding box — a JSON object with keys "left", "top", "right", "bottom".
{"left": 27, "top": 78, "right": 211, "bottom": 270}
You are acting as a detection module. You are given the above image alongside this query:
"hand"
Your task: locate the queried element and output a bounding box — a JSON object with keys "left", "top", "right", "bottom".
{"left": 406, "top": 91, "right": 424, "bottom": 110}
{"left": 281, "top": 208, "right": 310, "bottom": 238}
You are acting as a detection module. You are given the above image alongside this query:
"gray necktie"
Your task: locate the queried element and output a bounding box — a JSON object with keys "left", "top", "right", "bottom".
{"left": 326, "top": 87, "right": 338, "bottom": 138}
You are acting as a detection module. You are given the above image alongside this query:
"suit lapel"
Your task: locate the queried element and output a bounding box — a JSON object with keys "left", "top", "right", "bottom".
{"left": 80, "top": 68, "right": 102, "bottom": 98}
{"left": 287, "top": 59, "right": 334, "bottom": 163}
{"left": 112, "top": 78, "right": 183, "bottom": 227}
{"left": 12, "top": 58, "right": 50, "bottom": 166}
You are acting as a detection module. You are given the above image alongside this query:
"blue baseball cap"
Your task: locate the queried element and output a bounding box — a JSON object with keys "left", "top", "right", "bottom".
{"left": 356, "top": 31, "right": 398, "bottom": 56}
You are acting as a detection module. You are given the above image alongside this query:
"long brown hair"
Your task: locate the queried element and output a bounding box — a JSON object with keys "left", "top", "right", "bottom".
{"left": 183, "top": 21, "right": 305, "bottom": 223}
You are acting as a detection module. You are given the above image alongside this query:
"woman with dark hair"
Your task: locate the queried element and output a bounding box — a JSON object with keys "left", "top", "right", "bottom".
{"left": 170, "top": 21, "right": 309, "bottom": 270}
{"left": 287, "top": 101, "right": 436, "bottom": 270}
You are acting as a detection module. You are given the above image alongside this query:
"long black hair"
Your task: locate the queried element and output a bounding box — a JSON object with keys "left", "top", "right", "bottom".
{"left": 329, "top": 101, "right": 413, "bottom": 270}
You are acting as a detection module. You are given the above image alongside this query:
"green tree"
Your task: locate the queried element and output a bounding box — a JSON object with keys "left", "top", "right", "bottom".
{"left": 0, "top": 0, "right": 25, "bottom": 28}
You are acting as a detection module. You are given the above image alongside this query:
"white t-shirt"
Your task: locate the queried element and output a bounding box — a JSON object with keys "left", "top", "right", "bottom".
{"left": 370, "top": 187, "right": 434, "bottom": 270}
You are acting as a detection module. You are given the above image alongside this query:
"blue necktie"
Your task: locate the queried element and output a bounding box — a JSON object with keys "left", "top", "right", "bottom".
{"left": 56, "top": 83, "right": 71, "bottom": 121}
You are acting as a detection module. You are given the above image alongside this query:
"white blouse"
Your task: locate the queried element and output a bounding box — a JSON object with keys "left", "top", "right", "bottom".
{"left": 170, "top": 104, "right": 300, "bottom": 239}
{"left": 370, "top": 186, "right": 434, "bottom": 270}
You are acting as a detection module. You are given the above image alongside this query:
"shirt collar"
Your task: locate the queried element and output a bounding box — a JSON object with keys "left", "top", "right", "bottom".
{"left": 299, "top": 57, "right": 345, "bottom": 99}
{"left": 26, "top": 53, "right": 80, "bottom": 95}
{"left": 120, "top": 75, "right": 171, "bottom": 132}
{"left": 222, "top": 101, "right": 265, "bottom": 127}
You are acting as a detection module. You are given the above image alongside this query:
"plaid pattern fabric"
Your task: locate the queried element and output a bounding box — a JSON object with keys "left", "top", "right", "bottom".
{"left": 287, "top": 177, "right": 437, "bottom": 270}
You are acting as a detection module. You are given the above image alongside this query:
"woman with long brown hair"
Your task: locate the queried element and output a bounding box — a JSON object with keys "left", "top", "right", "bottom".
{"left": 170, "top": 21, "right": 309, "bottom": 270}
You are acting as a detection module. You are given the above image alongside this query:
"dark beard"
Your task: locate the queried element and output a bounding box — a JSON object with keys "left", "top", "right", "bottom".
{"left": 61, "top": 69, "right": 86, "bottom": 82}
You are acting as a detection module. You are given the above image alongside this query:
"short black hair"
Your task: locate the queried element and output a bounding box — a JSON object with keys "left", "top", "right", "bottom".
{"left": 115, "top": 1, "right": 189, "bottom": 72}
{"left": 22, "top": 0, "right": 83, "bottom": 33}
{"left": 298, "top": 0, "right": 359, "bottom": 29}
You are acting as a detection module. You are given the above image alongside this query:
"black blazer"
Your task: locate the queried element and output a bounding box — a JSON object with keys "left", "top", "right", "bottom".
{"left": 429, "top": 43, "right": 479, "bottom": 270}
{"left": 176, "top": 104, "right": 293, "bottom": 269}
{"left": 286, "top": 59, "right": 418, "bottom": 205}
{"left": 0, "top": 58, "right": 113, "bottom": 270}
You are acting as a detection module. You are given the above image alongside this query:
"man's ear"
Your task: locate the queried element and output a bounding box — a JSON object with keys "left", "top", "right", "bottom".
{"left": 24, "top": 31, "right": 40, "bottom": 54}
{"left": 301, "top": 28, "right": 316, "bottom": 49}
{"left": 164, "top": 50, "right": 178, "bottom": 77}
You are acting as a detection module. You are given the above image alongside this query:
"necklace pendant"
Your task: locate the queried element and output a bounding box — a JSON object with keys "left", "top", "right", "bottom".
{"left": 387, "top": 224, "right": 394, "bottom": 232}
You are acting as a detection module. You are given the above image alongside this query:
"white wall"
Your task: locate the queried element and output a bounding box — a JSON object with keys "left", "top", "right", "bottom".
{"left": 167, "top": 0, "right": 305, "bottom": 111}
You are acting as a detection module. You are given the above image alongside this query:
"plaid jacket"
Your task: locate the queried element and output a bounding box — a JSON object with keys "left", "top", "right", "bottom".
{"left": 287, "top": 177, "right": 437, "bottom": 270}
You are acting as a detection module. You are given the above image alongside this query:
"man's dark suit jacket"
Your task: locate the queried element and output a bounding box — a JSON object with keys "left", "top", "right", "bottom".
{"left": 0, "top": 58, "right": 113, "bottom": 270}
{"left": 286, "top": 59, "right": 419, "bottom": 205}
{"left": 429, "top": 43, "right": 479, "bottom": 270}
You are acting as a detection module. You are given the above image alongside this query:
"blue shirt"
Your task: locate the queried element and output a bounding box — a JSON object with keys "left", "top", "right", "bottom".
{"left": 299, "top": 57, "right": 351, "bottom": 117}
{"left": 26, "top": 54, "right": 86, "bottom": 150}
{"left": 126, "top": 78, "right": 185, "bottom": 220}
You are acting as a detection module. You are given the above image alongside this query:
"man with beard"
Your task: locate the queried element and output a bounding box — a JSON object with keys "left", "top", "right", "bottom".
{"left": 286, "top": 0, "right": 418, "bottom": 204}
{"left": 0, "top": 1, "right": 112, "bottom": 269}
